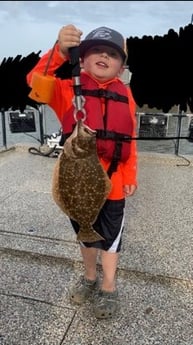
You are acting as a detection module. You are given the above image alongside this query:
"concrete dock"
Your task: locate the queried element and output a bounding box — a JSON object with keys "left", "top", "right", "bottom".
{"left": 0, "top": 144, "right": 193, "bottom": 345}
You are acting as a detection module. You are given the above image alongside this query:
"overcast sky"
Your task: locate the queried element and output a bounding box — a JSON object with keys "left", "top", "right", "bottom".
{"left": 1, "top": 1, "right": 193, "bottom": 61}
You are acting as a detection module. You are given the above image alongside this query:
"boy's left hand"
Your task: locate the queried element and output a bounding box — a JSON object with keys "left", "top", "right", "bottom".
{"left": 123, "top": 185, "right": 137, "bottom": 197}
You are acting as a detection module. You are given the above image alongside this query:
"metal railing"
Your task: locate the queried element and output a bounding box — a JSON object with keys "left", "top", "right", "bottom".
{"left": 1, "top": 107, "right": 193, "bottom": 159}
{"left": 0, "top": 106, "right": 45, "bottom": 150}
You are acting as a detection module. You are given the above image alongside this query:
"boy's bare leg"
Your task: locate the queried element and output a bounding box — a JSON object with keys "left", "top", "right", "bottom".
{"left": 93, "top": 251, "right": 119, "bottom": 319}
{"left": 80, "top": 247, "right": 119, "bottom": 290}
{"left": 100, "top": 251, "right": 119, "bottom": 292}
{"left": 70, "top": 247, "right": 98, "bottom": 304}
{"left": 80, "top": 247, "right": 98, "bottom": 281}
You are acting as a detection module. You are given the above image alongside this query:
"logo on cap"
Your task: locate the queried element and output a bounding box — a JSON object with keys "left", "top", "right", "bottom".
{"left": 91, "top": 27, "right": 112, "bottom": 40}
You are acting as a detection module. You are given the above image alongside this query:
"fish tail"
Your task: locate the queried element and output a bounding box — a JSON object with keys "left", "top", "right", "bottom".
{"left": 77, "top": 227, "right": 105, "bottom": 243}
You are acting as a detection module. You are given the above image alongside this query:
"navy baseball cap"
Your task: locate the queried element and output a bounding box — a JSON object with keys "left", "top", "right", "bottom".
{"left": 80, "top": 26, "right": 126, "bottom": 62}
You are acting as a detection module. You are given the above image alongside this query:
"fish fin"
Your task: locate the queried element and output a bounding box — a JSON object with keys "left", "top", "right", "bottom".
{"left": 77, "top": 227, "right": 105, "bottom": 243}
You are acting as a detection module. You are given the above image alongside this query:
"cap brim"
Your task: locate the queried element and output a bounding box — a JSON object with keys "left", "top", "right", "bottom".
{"left": 79, "top": 39, "right": 126, "bottom": 61}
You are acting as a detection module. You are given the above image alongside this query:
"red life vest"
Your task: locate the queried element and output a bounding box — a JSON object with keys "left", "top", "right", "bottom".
{"left": 61, "top": 73, "right": 133, "bottom": 166}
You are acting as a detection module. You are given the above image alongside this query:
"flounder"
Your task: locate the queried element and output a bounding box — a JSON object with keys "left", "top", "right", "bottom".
{"left": 52, "top": 119, "right": 112, "bottom": 242}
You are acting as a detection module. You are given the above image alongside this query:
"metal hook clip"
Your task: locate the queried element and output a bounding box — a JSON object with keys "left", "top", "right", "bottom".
{"left": 72, "top": 94, "right": 86, "bottom": 112}
{"left": 73, "top": 95, "right": 87, "bottom": 122}
{"left": 73, "top": 107, "right": 87, "bottom": 122}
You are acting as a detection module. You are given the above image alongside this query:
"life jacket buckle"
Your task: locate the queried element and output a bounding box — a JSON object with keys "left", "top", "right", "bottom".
{"left": 98, "top": 88, "right": 106, "bottom": 97}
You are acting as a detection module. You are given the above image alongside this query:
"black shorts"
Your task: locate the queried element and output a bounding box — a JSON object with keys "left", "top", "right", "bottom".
{"left": 70, "top": 199, "right": 125, "bottom": 253}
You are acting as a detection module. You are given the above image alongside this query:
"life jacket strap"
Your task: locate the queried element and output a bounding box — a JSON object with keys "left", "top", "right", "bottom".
{"left": 96, "top": 129, "right": 131, "bottom": 142}
{"left": 82, "top": 89, "right": 129, "bottom": 104}
{"left": 107, "top": 141, "right": 123, "bottom": 178}
{"left": 96, "top": 130, "right": 131, "bottom": 178}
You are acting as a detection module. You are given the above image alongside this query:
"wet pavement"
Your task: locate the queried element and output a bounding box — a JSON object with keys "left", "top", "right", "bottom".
{"left": 0, "top": 144, "right": 193, "bottom": 345}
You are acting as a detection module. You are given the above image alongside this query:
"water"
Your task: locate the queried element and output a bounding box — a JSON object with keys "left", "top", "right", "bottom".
{"left": 0, "top": 105, "right": 193, "bottom": 157}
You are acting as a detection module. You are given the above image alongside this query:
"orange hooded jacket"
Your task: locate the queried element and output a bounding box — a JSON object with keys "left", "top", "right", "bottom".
{"left": 27, "top": 43, "right": 137, "bottom": 200}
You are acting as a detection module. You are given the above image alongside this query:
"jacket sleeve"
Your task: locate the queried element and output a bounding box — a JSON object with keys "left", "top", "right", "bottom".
{"left": 121, "top": 87, "right": 138, "bottom": 186}
{"left": 26, "top": 43, "right": 73, "bottom": 123}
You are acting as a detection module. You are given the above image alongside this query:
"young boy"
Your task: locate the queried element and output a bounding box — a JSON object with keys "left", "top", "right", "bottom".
{"left": 27, "top": 24, "right": 137, "bottom": 319}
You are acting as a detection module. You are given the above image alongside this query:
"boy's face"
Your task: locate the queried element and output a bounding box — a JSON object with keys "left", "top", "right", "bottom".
{"left": 81, "top": 45, "right": 124, "bottom": 83}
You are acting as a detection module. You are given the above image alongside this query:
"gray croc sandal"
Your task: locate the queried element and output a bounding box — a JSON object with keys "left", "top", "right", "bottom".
{"left": 93, "top": 289, "right": 119, "bottom": 319}
{"left": 69, "top": 276, "right": 98, "bottom": 305}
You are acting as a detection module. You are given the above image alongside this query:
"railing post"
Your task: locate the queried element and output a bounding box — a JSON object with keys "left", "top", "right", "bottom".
{"left": 1, "top": 108, "right": 7, "bottom": 149}
{"left": 38, "top": 105, "right": 44, "bottom": 146}
{"left": 174, "top": 111, "right": 186, "bottom": 156}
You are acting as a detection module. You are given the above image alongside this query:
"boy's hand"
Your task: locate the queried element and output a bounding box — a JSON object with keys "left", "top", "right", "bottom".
{"left": 58, "top": 24, "right": 83, "bottom": 58}
{"left": 123, "top": 185, "right": 137, "bottom": 197}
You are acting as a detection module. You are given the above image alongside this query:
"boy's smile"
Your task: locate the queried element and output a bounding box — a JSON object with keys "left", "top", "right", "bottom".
{"left": 95, "top": 61, "right": 109, "bottom": 69}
